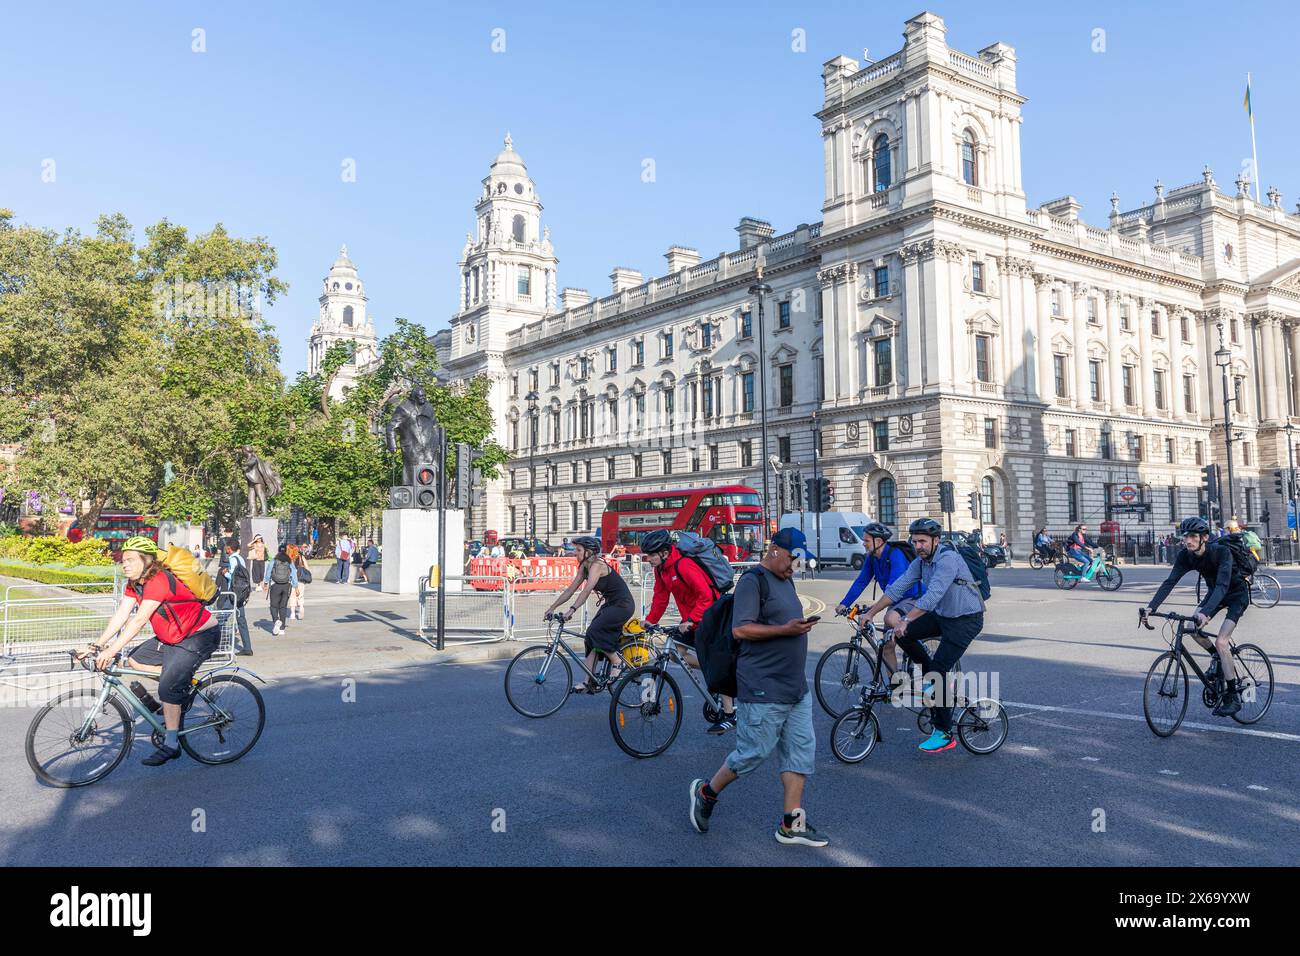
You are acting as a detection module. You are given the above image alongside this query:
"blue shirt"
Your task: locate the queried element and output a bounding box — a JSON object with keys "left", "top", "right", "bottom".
{"left": 841, "top": 544, "right": 922, "bottom": 607}
{"left": 884, "top": 547, "right": 984, "bottom": 618}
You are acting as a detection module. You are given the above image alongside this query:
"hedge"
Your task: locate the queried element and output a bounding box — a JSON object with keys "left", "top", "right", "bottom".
{"left": 0, "top": 563, "right": 119, "bottom": 594}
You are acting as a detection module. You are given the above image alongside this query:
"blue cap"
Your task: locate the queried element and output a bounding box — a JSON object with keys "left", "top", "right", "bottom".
{"left": 770, "top": 527, "right": 816, "bottom": 562}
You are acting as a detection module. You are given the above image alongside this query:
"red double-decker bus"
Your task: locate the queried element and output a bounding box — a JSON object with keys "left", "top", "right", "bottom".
{"left": 600, "top": 485, "right": 764, "bottom": 561}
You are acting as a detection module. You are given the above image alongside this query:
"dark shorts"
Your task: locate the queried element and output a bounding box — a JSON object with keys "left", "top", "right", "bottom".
{"left": 129, "top": 627, "right": 220, "bottom": 705}
{"left": 1206, "top": 589, "right": 1250, "bottom": 625}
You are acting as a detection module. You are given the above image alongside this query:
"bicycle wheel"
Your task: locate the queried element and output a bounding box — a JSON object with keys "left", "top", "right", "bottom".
{"left": 1230, "top": 644, "right": 1274, "bottom": 725}
{"left": 1096, "top": 565, "right": 1123, "bottom": 591}
{"left": 179, "top": 674, "right": 266, "bottom": 765}
{"left": 1249, "top": 574, "right": 1281, "bottom": 609}
{"left": 1053, "top": 567, "right": 1077, "bottom": 590}
{"left": 26, "top": 689, "right": 134, "bottom": 788}
{"left": 1142, "top": 651, "right": 1189, "bottom": 737}
{"left": 504, "top": 645, "right": 572, "bottom": 718}
{"left": 814, "top": 642, "right": 874, "bottom": 718}
{"left": 830, "top": 708, "right": 880, "bottom": 764}
{"left": 1028, "top": 553, "right": 1044, "bottom": 570}
{"left": 957, "top": 699, "right": 1008, "bottom": 754}
{"left": 609, "top": 666, "right": 682, "bottom": 758}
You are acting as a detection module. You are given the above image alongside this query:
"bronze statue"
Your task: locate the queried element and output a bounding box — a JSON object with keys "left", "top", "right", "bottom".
{"left": 385, "top": 385, "right": 442, "bottom": 489}
{"left": 240, "top": 445, "right": 282, "bottom": 517}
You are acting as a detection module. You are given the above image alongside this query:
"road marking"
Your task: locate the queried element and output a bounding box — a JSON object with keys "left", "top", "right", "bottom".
{"left": 1020, "top": 745, "right": 1040, "bottom": 752}
{"left": 1003, "top": 700, "right": 1300, "bottom": 742}
{"left": 1158, "top": 769, "right": 1180, "bottom": 776}
{"left": 1081, "top": 756, "right": 1101, "bottom": 762}
{"left": 1247, "top": 784, "right": 1269, "bottom": 791}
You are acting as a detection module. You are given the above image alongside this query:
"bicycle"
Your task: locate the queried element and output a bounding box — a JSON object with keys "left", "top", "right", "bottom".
{"left": 607, "top": 623, "right": 728, "bottom": 758}
{"left": 25, "top": 649, "right": 267, "bottom": 788}
{"left": 829, "top": 634, "right": 1007, "bottom": 763}
{"left": 1194, "top": 571, "right": 1281, "bottom": 609}
{"left": 1053, "top": 550, "right": 1122, "bottom": 591}
{"left": 503, "top": 615, "right": 654, "bottom": 718}
{"left": 1027, "top": 544, "right": 1062, "bottom": 570}
{"left": 1139, "top": 610, "right": 1274, "bottom": 737}
{"left": 814, "top": 607, "right": 963, "bottom": 719}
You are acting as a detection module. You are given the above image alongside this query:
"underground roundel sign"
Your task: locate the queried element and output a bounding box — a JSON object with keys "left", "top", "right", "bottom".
{"left": 1118, "top": 485, "right": 1138, "bottom": 503}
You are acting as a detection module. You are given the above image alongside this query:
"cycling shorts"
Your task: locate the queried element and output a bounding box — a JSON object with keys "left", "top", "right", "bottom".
{"left": 129, "top": 627, "right": 219, "bottom": 705}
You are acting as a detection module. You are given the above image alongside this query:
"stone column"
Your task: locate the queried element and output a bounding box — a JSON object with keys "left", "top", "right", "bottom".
{"left": 1033, "top": 274, "right": 1054, "bottom": 402}
{"left": 901, "top": 243, "right": 925, "bottom": 394}
{"left": 1136, "top": 297, "right": 1155, "bottom": 416}
{"left": 1271, "top": 316, "right": 1289, "bottom": 422}
{"left": 1104, "top": 290, "right": 1124, "bottom": 411}
{"left": 1020, "top": 268, "right": 1040, "bottom": 400}
{"left": 1070, "top": 283, "right": 1090, "bottom": 407}
{"left": 1259, "top": 315, "right": 1279, "bottom": 423}
{"left": 1290, "top": 319, "right": 1300, "bottom": 420}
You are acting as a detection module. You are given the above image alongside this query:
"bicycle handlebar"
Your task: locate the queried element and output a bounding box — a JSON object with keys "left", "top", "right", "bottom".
{"left": 1139, "top": 609, "right": 1201, "bottom": 630}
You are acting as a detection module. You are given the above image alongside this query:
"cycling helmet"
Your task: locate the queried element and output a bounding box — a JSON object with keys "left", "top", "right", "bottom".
{"left": 571, "top": 535, "right": 602, "bottom": 555}
{"left": 122, "top": 536, "right": 160, "bottom": 555}
{"left": 862, "top": 522, "right": 892, "bottom": 542}
{"left": 641, "top": 529, "right": 672, "bottom": 555}
{"left": 1177, "top": 516, "right": 1211, "bottom": 536}
{"left": 907, "top": 517, "right": 943, "bottom": 537}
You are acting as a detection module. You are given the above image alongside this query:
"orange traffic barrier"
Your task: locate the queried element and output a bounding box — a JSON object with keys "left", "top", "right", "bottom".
{"left": 467, "top": 556, "right": 580, "bottom": 591}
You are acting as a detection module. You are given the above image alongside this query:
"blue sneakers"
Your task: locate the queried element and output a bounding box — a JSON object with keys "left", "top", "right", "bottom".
{"left": 918, "top": 729, "right": 956, "bottom": 753}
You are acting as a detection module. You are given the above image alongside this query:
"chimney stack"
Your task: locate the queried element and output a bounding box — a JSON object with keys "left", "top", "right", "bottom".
{"left": 665, "top": 246, "right": 701, "bottom": 273}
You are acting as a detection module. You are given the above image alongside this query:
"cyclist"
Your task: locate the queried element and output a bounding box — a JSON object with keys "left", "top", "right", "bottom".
{"left": 641, "top": 529, "right": 736, "bottom": 734}
{"left": 1065, "top": 524, "right": 1093, "bottom": 570}
{"left": 858, "top": 517, "right": 985, "bottom": 753}
{"left": 1141, "top": 516, "right": 1245, "bottom": 717}
{"left": 79, "top": 536, "right": 220, "bottom": 767}
{"left": 544, "top": 535, "right": 636, "bottom": 694}
{"left": 833, "top": 522, "right": 921, "bottom": 683}
{"left": 1033, "top": 527, "right": 1055, "bottom": 563}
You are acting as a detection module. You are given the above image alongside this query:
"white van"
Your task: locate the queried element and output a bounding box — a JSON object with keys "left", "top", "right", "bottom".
{"left": 779, "top": 512, "right": 870, "bottom": 568}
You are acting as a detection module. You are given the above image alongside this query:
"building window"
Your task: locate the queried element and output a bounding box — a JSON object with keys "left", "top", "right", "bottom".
{"left": 1122, "top": 365, "right": 1135, "bottom": 406}
{"left": 1051, "top": 289, "right": 1062, "bottom": 317}
{"left": 962, "top": 130, "right": 978, "bottom": 186}
{"left": 778, "top": 301, "right": 791, "bottom": 329}
{"left": 1133, "top": 435, "right": 1145, "bottom": 461}
{"left": 816, "top": 356, "right": 825, "bottom": 402}
{"left": 608, "top": 347, "right": 617, "bottom": 373}
{"left": 663, "top": 332, "right": 674, "bottom": 359}
{"left": 980, "top": 476, "right": 995, "bottom": 523}
{"left": 632, "top": 340, "right": 644, "bottom": 365}
{"left": 1100, "top": 429, "right": 1113, "bottom": 460}
{"left": 632, "top": 453, "right": 643, "bottom": 477}
{"left": 1151, "top": 310, "right": 1161, "bottom": 337}
{"left": 510, "top": 470, "right": 518, "bottom": 490}
{"left": 1234, "top": 376, "right": 1244, "bottom": 408}
{"left": 510, "top": 374, "right": 519, "bottom": 398}
{"left": 779, "top": 364, "right": 794, "bottom": 407}
{"left": 1067, "top": 482, "right": 1080, "bottom": 522}
{"left": 1053, "top": 355, "right": 1067, "bottom": 398}
{"left": 1245, "top": 487, "right": 1255, "bottom": 521}
{"left": 874, "top": 339, "right": 892, "bottom": 386}
{"left": 874, "top": 420, "right": 889, "bottom": 451}
{"left": 1154, "top": 370, "right": 1166, "bottom": 410}
{"left": 606, "top": 456, "right": 616, "bottom": 480}
{"left": 662, "top": 450, "right": 673, "bottom": 475}
{"left": 878, "top": 476, "right": 897, "bottom": 525}
{"left": 701, "top": 322, "right": 713, "bottom": 349}
{"left": 1180, "top": 316, "right": 1190, "bottom": 342}
{"left": 518, "top": 266, "right": 531, "bottom": 298}
{"left": 634, "top": 393, "right": 645, "bottom": 428}
{"left": 1195, "top": 441, "right": 1204, "bottom": 466}
{"left": 1087, "top": 298, "right": 1098, "bottom": 324}
{"left": 585, "top": 461, "right": 592, "bottom": 482}
{"left": 975, "top": 335, "right": 992, "bottom": 382}
{"left": 778, "top": 435, "right": 791, "bottom": 462}
{"left": 874, "top": 266, "right": 889, "bottom": 297}
{"left": 1162, "top": 437, "right": 1174, "bottom": 463}
{"left": 1089, "top": 360, "right": 1102, "bottom": 402}
{"left": 971, "top": 260, "right": 985, "bottom": 293}
{"left": 709, "top": 444, "right": 719, "bottom": 470}
{"left": 1120, "top": 303, "right": 1131, "bottom": 330}
{"left": 742, "top": 371, "right": 755, "bottom": 412}
{"left": 1065, "top": 429, "right": 1077, "bottom": 457}
{"left": 664, "top": 389, "right": 675, "bottom": 421}
{"left": 550, "top": 363, "right": 560, "bottom": 387}
{"left": 1168, "top": 486, "right": 1178, "bottom": 522}
{"left": 984, "top": 418, "right": 997, "bottom": 449}
{"left": 509, "top": 506, "right": 517, "bottom": 534}
{"left": 740, "top": 440, "right": 753, "bottom": 468}
{"left": 691, "top": 449, "right": 701, "bottom": 472}
{"left": 873, "top": 134, "right": 891, "bottom": 191}
{"left": 1230, "top": 319, "right": 1239, "bottom": 344}
{"left": 548, "top": 502, "right": 557, "bottom": 532}
{"left": 740, "top": 311, "right": 753, "bottom": 338}
{"left": 512, "top": 215, "right": 526, "bottom": 243}
{"left": 586, "top": 500, "right": 593, "bottom": 530}
{"left": 1243, "top": 441, "right": 1252, "bottom": 466}
{"left": 1183, "top": 375, "right": 1196, "bottom": 413}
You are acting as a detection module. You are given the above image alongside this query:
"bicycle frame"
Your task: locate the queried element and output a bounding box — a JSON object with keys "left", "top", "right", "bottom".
{"left": 634, "top": 629, "right": 722, "bottom": 709}
{"left": 1161, "top": 621, "right": 1224, "bottom": 693}
{"left": 532, "top": 621, "right": 616, "bottom": 685}
{"left": 844, "top": 616, "right": 955, "bottom": 714}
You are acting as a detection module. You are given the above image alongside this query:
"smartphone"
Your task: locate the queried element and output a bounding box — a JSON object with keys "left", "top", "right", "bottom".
{"left": 804, "top": 615, "right": 821, "bottom": 623}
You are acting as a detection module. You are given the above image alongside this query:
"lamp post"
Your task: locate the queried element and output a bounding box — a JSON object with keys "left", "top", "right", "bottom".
{"left": 811, "top": 409, "right": 822, "bottom": 575}
{"left": 1287, "top": 421, "right": 1297, "bottom": 560}
{"left": 544, "top": 457, "right": 553, "bottom": 548}
{"left": 1215, "top": 323, "right": 1236, "bottom": 528}
{"left": 526, "top": 390, "right": 539, "bottom": 540}
{"left": 748, "top": 267, "right": 774, "bottom": 538}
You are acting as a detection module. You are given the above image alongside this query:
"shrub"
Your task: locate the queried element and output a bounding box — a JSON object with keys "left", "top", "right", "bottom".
{"left": 0, "top": 535, "right": 114, "bottom": 567}
{"left": 0, "top": 562, "right": 118, "bottom": 592}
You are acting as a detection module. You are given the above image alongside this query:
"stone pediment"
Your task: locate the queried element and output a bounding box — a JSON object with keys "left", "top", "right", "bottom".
{"left": 1050, "top": 332, "right": 1074, "bottom": 354}
{"left": 966, "top": 311, "right": 999, "bottom": 335}
{"left": 862, "top": 313, "right": 899, "bottom": 338}
{"left": 769, "top": 343, "right": 799, "bottom": 364}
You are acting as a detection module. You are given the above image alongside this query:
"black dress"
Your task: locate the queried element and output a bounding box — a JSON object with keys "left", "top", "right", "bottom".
{"left": 584, "top": 565, "right": 636, "bottom": 655}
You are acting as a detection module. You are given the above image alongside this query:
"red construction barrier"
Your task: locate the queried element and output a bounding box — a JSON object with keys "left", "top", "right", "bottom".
{"left": 466, "top": 556, "right": 580, "bottom": 591}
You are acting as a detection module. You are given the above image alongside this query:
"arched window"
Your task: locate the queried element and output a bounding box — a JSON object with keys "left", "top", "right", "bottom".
{"left": 962, "top": 130, "right": 978, "bottom": 186}
{"left": 873, "top": 134, "right": 891, "bottom": 192}
{"left": 512, "top": 215, "right": 526, "bottom": 243}
{"left": 878, "top": 476, "right": 897, "bottom": 526}
{"left": 981, "top": 476, "right": 995, "bottom": 524}
{"left": 343, "top": 305, "right": 354, "bottom": 327}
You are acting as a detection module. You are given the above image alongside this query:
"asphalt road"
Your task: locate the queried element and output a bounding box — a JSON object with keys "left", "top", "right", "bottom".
{"left": 1, "top": 565, "right": 1297, "bottom": 866}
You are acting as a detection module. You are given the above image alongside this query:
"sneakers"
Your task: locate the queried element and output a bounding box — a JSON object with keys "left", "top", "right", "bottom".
{"left": 130, "top": 681, "right": 162, "bottom": 714}
{"left": 141, "top": 743, "right": 181, "bottom": 766}
{"left": 689, "top": 778, "right": 716, "bottom": 833}
{"left": 918, "top": 729, "right": 956, "bottom": 753}
{"left": 707, "top": 712, "right": 737, "bottom": 735}
{"left": 272, "top": 621, "right": 282, "bottom": 636}
{"left": 775, "top": 820, "right": 830, "bottom": 847}
{"left": 1213, "top": 686, "right": 1242, "bottom": 717}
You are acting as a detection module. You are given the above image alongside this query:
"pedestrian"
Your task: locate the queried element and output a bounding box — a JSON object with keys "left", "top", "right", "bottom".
{"left": 998, "top": 531, "right": 1011, "bottom": 563}
{"left": 218, "top": 539, "right": 254, "bottom": 656}
{"left": 352, "top": 547, "right": 367, "bottom": 583}
{"left": 688, "top": 527, "right": 827, "bottom": 846}
{"left": 288, "top": 543, "right": 312, "bottom": 621}
{"left": 262, "top": 542, "right": 298, "bottom": 635}
{"left": 335, "top": 531, "right": 354, "bottom": 584}
{"left": 248, "top": 534, "right": 268, "bottom": 584}
{"left": 363, "top": 540, "right": 379, "bottom": 581}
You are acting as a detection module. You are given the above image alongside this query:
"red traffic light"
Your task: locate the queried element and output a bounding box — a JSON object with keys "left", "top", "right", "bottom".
{"left": 417, "top": 467, "right": 436, "bottom": 486}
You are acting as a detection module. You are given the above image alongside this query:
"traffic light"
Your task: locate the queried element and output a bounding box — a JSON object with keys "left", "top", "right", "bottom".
{"left": 791, "top": 471, "right": 804, "bottom": 510}
{"left": 1275, "top": 470, "right": 1286, "bottom": 498}
{"left": 968, "top": 490, "right": 981, "bottom": 520}
{"left": 938, "top": 480, "right": 955, "bottom": 514}
{"left": 821, "top": 478, "right": 834, "bottom": 508}
{"left": 452, "top": 443, "right": 485, "bottom": 510}
{"left": 415, "top": 463, "right": 438, "bottom": 509}
{"left": 805, "top": 477, "right": 820, "bottom": 512}
{"left": 1200, "top": 464, "right": 1218, "bottom": 501}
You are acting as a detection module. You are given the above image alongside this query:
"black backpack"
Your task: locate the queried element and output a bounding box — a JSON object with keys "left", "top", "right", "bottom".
{"left": 694, "top": 566, "right": 768, "bottom": 698}
{"left": 270, "top": 559, "right": 292, "bottom": 585}
{"left": 941, "top": 541, "right": 992, "bottom": 601}
{"left": 227, "top": 562, "right": 253, "bottom": 605}
{"left": 888, "top": 541, "right": 917, "bottom": 563}
{"left": 1220, "top": 533, "right": 1259, "bottom": 578}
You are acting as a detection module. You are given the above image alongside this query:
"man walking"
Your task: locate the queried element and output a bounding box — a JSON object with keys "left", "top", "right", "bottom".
{"left": 335, "top": 532, "right": 354, "bottom": 584}
{"left": 688, "top": 528, "right": 826, "bottom": 846}
{"left": 218, "top": 540, "right": 254, "bottom": 656}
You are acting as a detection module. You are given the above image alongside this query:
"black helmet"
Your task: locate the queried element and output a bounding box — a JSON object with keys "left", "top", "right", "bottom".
{"left": 641, "top": 529, "right": 672, "bottom": 555}
{"left": 572, "top": 535, "right": 602, "bottom": 554}
{"left": 908, "top": 517, "right": 943, "bottom": 537}
{"left": 862, "top": 522, "right": 892, "bottom": 542}
{"left": 1177, "top": 516, "right": 1211, "bottom": 536}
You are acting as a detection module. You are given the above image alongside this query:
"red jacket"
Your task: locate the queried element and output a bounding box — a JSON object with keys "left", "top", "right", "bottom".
{"left": 647, "top": 546, "right": 717, "bottom": 626}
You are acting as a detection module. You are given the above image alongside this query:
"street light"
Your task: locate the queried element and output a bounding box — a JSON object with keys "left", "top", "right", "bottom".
{"left": 1287, "top": 421, "right": 1297, "bottom": 559}
{"left": 544, "top": 457, "right": 553, "bottom": 548}
{"left": 525, "top": 390, "right": 539, "bottom": 540}
{"left": 748, "top": 266, "right": 774, "bottom": 537}
{"left": 811, "top": 409, "right": 822, "bottom": 575}
{"left": 1215, "top": 322, "right": 1236, "bottom": 527}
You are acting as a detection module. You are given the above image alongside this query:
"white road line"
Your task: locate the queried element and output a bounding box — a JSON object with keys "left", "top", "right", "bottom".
{"left": 1003, "top": 700, "right": 1300, "bottom": 742}
{"left": 1081, "top": 756, "right": 1101, "bottom": 762}
{"left": 1247, "top": 784, "right": 1269, "bottom": 791}
{"left": 1158, "top": 769, "right": 1180, "bottom": 776}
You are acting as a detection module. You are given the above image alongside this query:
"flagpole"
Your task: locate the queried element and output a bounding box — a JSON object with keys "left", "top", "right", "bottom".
{"left": 1247, "top": 72, "right": 1261, "bottom": 202}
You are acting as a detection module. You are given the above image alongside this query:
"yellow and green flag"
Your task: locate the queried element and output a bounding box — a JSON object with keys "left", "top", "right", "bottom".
{"left": 1243, "top": 76, "right": 1253, "bottom": 118}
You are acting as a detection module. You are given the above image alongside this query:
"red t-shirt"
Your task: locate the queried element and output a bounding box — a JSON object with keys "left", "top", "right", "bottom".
{"left": 647, "top": 547, "right": 718, "bottom": 626}
{"left": 129, "top": 572, "right": 212, "bottom": 645}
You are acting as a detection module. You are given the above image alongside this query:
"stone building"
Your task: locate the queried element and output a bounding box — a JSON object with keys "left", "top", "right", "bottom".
{"left": 307, "top": 245, "right": 379, "bottom": 401}
{"left": 441, "top": 11, "right": 1300, "bottom": 548}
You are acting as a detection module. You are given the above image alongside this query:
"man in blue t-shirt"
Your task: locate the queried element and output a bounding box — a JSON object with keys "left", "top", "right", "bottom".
{"left": 834, "top": 522, "right": 922, "bottom": 677}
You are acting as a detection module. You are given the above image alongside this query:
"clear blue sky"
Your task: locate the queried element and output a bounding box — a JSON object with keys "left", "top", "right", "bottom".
{"left": 3, "top": 1, "right": 1296, "bottom": 376}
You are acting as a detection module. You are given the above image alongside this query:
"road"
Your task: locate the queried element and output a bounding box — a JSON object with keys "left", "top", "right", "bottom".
{"left": 1, "top": 565, "right": 1297, "bottom": 865}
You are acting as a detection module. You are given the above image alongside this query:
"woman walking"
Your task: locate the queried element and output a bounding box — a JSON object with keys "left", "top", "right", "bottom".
{"left": 262, "top": 543, "right": 299, "bottom": 635}
{"left": 288, "top": 543, "right": 312, "bottom": 621}
{"left": 248, "top": 534, "right": 268, "bottom": 586}
{"left": 544, "top": 536, "right": 636, "bottom": 693}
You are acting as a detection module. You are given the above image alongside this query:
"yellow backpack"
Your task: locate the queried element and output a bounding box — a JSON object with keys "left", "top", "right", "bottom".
{"left": 158, "top": 545, "right": 219, "bottom": 603}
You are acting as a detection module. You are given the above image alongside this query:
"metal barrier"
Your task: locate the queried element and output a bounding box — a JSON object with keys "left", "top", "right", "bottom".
{"left": 417, "top": 575, "right": 512, "bottom": 645}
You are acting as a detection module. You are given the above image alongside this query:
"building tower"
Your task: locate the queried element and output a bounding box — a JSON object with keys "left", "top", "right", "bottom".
{"left": 307, "top": 245, "right": 379, "bottom": 400}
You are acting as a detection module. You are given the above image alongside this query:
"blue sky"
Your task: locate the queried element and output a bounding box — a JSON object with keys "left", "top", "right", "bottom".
{"left": 3, "top": 1, "right": 1296, "bottom": 376}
